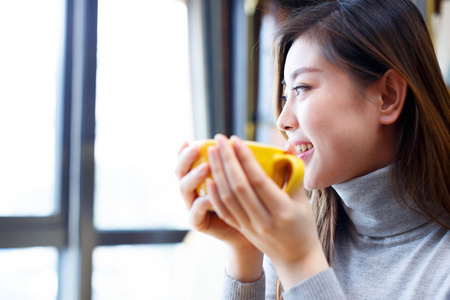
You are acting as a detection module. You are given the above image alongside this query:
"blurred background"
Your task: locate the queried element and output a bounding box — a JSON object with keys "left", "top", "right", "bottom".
{"left": 0, "top": 0, "right": 448, "bottom": 299}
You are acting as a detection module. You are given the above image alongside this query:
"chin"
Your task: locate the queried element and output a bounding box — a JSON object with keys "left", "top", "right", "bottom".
{"left": 303, "top": 178, "right": 323, "bottom": 191}
{"left": 303, "top": 172, "right": 331, "bottom": 191}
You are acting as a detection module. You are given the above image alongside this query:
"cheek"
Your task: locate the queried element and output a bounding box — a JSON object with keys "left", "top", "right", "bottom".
{"left": 300, "top": 103, "right": 364, "bottom": 188}
{"left": 300, "top": 102, "right": 334, "bottom": 145}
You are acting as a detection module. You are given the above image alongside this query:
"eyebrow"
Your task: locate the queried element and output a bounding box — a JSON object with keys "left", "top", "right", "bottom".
{"left": 282, "top": 67, "right": 322, "bottom": 85}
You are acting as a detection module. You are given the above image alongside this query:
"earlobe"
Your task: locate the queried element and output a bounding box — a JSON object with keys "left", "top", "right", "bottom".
{"left": 379, "top": 69, "right": 407, "bottom": 125}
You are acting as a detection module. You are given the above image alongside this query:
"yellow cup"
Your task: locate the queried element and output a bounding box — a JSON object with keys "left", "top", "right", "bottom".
{"left": 192, "top": 139, "right": 304, "bottom": 197}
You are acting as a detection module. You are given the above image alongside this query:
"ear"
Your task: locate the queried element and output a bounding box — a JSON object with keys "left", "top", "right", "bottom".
{"left": 378, "top": 69, "right": 407, "bottom": 125}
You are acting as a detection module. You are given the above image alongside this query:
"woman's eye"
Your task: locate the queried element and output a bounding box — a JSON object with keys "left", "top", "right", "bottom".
{"left": 292, "top": 85, "right": 309, "bottom": 96}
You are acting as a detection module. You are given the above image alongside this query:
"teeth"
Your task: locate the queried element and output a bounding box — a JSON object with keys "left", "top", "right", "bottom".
{"left": 296, "top": 143, "right": 313, "bottom": 154}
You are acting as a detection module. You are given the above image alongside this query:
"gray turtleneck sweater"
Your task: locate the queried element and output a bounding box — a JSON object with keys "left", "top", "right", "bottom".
{"left": 221, "top": 166, "right": 450, "bottom": 299}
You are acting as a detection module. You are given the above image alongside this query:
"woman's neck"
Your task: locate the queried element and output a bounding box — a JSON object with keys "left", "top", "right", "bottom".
{"left": 332, "top": 166, "right": 430, "bottom": 237}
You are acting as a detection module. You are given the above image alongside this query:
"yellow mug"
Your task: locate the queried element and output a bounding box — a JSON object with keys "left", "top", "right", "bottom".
{"left": 191, "top": 139, "right": 304, "bottom": 197}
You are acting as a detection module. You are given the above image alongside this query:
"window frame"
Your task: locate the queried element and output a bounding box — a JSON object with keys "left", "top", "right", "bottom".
{"left": 0, "top": 0, "right": 271, "bottom": 297}
{"left": 0, "top": 1, "right": 188, "bottom": 299}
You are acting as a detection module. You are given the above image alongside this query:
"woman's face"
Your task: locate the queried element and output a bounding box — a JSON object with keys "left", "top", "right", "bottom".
{"left": 277, "top": 37, "right": 394, "bottom": 189}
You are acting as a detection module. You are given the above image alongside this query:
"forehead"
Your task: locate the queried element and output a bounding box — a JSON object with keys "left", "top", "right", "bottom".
{"left": 283, "top": 37, "right": 330, "bottom": 83}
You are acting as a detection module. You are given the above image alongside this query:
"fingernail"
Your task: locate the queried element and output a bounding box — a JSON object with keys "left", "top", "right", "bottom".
{"left": 187, "top": 143, "right": 199, "bottom": 154}
{"left": 197, "top": 162, "right": 208, "bottom": 174}
{"left": 215, "top": 134, "right": 226, "bottom": 149}
{"left": 206, "top": 178, "right": 214, "bottom": 194}
{"left": 231, "top": 135, "right": 242, "bottom": 148}
{"left": 208, "top": 145, "right": 218, "bottom": 160}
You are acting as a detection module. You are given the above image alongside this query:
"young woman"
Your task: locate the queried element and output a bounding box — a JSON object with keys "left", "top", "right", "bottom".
{"left": 176, "top": 0, "right": 450, "bottom": 299}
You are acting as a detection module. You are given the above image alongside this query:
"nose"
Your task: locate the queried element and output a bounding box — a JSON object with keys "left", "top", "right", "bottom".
{"left": 276, "top": 97, "right": 299, "bottom": 133}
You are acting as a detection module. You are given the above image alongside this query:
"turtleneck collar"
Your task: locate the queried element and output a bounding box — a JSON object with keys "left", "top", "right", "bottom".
{"left": 332, "top": 166, "right": 430, "bottom": 238}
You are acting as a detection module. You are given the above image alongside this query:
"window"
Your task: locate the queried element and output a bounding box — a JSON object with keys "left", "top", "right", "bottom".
{"left": 0, "top": 0, "right": 65, "bottom": 217}
{"left": 0, "top": 0, "right": 299, "bottom": 298}
{"left": 0, "top": 0, "right": 193, "bottom": 299}
{"left": 92, "top": 245, "right": 185, "bottom": 300}
{"left": 0, "top": 247, "right": 58, "bottom": 300}
{"left": 94, "top": 0, "right": 192, "bottom": 230}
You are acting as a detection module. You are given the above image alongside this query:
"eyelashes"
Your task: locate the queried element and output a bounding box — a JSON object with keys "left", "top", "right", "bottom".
{"left": 292, "top": 85, "right": 310, "bottom": 96}
{"left": 280, "top": 85, "right": 311, "bottom": 106}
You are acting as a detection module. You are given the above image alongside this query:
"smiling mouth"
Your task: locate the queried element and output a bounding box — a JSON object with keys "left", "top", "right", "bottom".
{"left": 296, "top": 143, "right": 313, "bottom": 155}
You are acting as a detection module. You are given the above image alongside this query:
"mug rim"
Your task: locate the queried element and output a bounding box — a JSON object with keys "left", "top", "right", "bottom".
{"left": 195, "top": 139, "right": 284, "bottom": 152}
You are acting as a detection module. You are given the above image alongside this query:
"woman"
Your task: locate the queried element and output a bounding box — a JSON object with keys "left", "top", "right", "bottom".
{"left": 176, "top": 0, "right": 450, "bottom": 299}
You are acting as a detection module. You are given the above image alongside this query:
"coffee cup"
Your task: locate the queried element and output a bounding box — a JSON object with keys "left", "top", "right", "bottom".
{"left": 191, "top": 139, "right": 304, "bottom": 197}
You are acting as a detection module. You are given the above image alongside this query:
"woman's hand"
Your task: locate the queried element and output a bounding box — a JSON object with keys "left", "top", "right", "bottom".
{"left": 175, "top": 141, "right": 263, "bottom": 282}
{"left": 207, "top": 134, "right": 329, "bottom": 290}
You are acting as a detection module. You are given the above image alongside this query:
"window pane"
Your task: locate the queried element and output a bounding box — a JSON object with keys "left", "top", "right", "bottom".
{"left": 0, "top": 1, "right": 65, "bottom": 216}
{"left": 95, "top": 0, "right": 193, "bottom": 229}
{"left": 0, "top": 247, "right": 58, "bottom": 300}
{"left": 92, "top": 245, "right": 186, "bottom": 300}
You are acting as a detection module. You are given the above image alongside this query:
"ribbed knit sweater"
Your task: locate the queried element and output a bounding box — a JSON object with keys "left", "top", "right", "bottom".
{"left": 221, "top": 166, "right": 450, "bottom": 299}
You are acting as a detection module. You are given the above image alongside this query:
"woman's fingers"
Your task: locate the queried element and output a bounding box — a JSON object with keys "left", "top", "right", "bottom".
{"left": 208, "top": 144, "right": 250, "bottom": 228}
{"left": 206, "top": 177, "right": 237, "bottom": 227}
{"left": 177, "top": 140, "right": 190, "bottom": 156}
{"left": 175, "top": 143, "right": 200, "bottom": 179}
{"left": 175, "top": 141, "right": 210, "bottom": 210}
{"left": 189, "top": 192, "right": 253, "bottom": 248}
{"left": 189, "top": 195, "right": 213, "bottom": 231}
{"left": 210, "top": 135, "right": 271, "bottom": 227}
{"left": 179, "top": 162, "right": 210, "bottom": 209}
{"left": 221, "top": 136, "right": 271, "bottom": 219}
{"left": 178, "top": 140, "right": 261, "bottom": 254}
{"left": 232, "top": 136, "right": 292, "bottom": 212}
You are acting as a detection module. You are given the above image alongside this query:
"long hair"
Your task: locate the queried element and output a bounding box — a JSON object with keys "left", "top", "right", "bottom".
{"left": 272, "top": 0, "right": 450, "bottom": 298}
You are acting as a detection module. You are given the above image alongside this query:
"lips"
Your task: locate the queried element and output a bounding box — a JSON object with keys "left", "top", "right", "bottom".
{"left": 295, "top": 142, "right": 314, "bottom": 160}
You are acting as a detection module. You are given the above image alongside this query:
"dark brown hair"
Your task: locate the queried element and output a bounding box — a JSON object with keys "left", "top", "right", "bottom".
{"left": 272, "top": 0, "right": 450, "bottom": 297}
